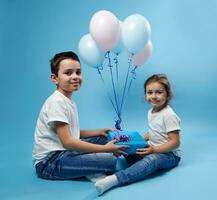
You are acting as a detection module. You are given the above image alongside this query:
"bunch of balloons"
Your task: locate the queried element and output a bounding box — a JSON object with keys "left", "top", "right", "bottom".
{"left": 78, "top": 10, "right": 152, "bottom": 130}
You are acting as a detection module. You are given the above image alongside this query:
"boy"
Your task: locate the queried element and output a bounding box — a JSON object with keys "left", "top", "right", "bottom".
{"left": 33, "top": 51, "right": 126, "bottom": 180}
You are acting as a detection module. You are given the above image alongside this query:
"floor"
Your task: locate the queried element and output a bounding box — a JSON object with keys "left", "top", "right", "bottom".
{"left": 1, "top": 123, "right": 217, "bottom": 200}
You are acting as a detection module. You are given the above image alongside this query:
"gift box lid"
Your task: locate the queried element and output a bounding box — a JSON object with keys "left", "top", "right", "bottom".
{"left": 108, "top": 131, "right": 148, "bottom": 154}
{"left": 108, "top": 131, "right": 148, "bottom": 146}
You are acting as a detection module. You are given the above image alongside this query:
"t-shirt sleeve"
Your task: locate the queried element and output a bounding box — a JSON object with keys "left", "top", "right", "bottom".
{"left": 47, "top": 100, "right": 69, "bottom": 126}
{"left": 164, "top": 114, "right": 181, "bottom": 133}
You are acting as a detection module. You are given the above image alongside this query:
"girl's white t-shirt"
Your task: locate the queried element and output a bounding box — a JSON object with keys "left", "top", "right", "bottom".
{"left": 148, "top": 105, "right": 181, "bottom": 157}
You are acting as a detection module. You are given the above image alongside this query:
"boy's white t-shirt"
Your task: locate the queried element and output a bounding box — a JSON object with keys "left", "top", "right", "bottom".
{"left": 32, "top": 90, "right": 80, "bottom": 165}
{"left": 148, "top": 105, "right": 181, "bottom": 157}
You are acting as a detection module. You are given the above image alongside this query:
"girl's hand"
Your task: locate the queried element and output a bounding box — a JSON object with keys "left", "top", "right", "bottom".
{"left": 136, "top": 145, "right": 154, "bottom": 156}
{"left": 143, "top": 133, "right": 149, "bottom": 141}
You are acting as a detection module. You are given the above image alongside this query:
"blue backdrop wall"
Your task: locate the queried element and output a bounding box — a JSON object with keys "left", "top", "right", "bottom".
{"left": 0, "top": 0, "right": 217, "bottom": 198}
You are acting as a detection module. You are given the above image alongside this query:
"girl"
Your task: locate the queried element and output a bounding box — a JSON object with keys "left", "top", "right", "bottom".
{"left": 95, "top": 74, "right": 181, "bottom": 195}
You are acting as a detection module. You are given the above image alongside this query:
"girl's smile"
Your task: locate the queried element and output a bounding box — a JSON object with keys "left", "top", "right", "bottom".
{"left": 145, "top": 82, "right": 167, "bottom": 112}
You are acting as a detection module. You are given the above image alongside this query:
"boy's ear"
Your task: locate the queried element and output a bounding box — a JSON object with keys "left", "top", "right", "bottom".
{"left": 50, "top": 73, "right": 58, "bottom": 85}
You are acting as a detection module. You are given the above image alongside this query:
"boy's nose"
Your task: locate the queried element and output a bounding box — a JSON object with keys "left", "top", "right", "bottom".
{"left": 71, "top": 73, "right": 79, "bottom": 78}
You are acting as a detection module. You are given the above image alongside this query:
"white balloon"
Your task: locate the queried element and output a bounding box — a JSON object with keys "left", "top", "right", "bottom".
{"left": 122, "top": 14, "right": 151, "bottom": 54}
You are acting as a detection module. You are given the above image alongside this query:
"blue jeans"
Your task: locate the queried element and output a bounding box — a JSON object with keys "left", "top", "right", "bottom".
{"left": 35, "top": 136, "right": 117, "bottom": 180}
{"left": 116, "top": 152, "right": 180, "bottom": 185}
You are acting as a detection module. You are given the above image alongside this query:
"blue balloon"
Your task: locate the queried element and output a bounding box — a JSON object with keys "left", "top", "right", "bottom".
{"left": 122, "top": 14, "right": 151, "bottom": 54}
{"left": 78, "top": 34, "right": 105, "bottom": 68}
{"left": 112, "top": 21, "right": 124, "bottom": 55}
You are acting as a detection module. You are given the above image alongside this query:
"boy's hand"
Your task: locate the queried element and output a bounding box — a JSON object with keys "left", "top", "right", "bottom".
{"left": 104, "top": 140, "right": 129, "bottom": 153}
{"left": 100, "top": 128, "right": 116, "bottom": 137}
{"left": 136, "top": 145, "right": 154, "bottom": 156}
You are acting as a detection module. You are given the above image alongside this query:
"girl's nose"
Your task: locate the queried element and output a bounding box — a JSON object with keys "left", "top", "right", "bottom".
{"left": 151, "top": 93, "right": 157, "bottom": 98}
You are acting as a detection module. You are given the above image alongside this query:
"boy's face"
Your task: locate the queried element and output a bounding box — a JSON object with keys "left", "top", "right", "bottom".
{"left": 51, "top": 58, "right": 82, "bottom": 97}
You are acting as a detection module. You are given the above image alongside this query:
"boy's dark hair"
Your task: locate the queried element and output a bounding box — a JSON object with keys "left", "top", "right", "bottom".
{"left": 50, "top": 51, "right": 80, "bottom": 76}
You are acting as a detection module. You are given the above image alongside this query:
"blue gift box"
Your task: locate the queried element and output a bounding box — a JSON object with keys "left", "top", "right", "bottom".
{"left": 108, "top": 131, "right": 148, "bottom": 154}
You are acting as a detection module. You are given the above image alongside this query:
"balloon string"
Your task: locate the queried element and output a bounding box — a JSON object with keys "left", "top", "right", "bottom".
{"left": 97, "top": 67, "right": 119, "bottom": 115}
{"left": 106, "top": 52, "right": 122, "bottom": 130}
{"left": 121, "top": 67, "right": 137, "bottom": 114}
{"left": 107, "top": 51, "right": 120, "bottom": 116}
{"left": 114, "top": 53, "right": 119, "bottom": 81}
{"left": 114, "top": 53, "right": 120, "bottom": 117}
{"left": 127, "top": 67, "right": 137, "bottom": 93}
{"left": 120, "top": 57, "right": 132, "bottom": 114}
{"left": 114, "top": 116, "right": 122, "bottom": 131}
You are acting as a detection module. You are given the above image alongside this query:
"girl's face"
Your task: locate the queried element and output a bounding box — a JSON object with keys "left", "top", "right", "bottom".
{"left": 51, "top": 58, "right": 82, "bottom": 98}
{"left": 145, "top": 81, "right": 167, "bottom": 112}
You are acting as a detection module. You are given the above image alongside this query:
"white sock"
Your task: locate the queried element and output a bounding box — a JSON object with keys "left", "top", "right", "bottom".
{"left": 95, "top": 174, "right": 118, "bottom": 196}
{"left": 86, "top": 173, "right": 107, "bottom": 183}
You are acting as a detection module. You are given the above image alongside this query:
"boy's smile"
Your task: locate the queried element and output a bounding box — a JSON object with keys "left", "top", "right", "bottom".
{"left": 51, "top": 58, "right": 82, "bottom": 98}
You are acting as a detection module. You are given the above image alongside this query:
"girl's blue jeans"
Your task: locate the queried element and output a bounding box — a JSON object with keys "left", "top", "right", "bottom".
{"left": 116, "top": 152, "right": 181, "bottom": 185}
{"left": 35, "top": 136, "right": 117, "bottom": 180}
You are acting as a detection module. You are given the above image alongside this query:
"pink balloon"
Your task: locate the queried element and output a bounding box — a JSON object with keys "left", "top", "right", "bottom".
{"left": 131, "top": 40, "right": 152, "bottom": 67}
{"left": 89, "top": 10, "right": 119, "bottom": 51}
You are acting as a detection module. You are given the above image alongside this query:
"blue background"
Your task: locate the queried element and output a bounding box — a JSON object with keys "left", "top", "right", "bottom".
{"left": 1, "top": 0, "right": 217, "bottom": 199}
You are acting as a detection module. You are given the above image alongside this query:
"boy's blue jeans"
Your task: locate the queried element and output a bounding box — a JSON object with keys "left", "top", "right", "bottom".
{"left": 35, "top": 136, "right": 117, "bottom": 180}
{"left": 116, "top": 152, "right": 181, "bottom": 185}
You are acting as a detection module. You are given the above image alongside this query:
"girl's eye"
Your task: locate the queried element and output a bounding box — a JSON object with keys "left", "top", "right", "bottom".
{"left": 156, "top": 90, "right": 164, "bottom": 94}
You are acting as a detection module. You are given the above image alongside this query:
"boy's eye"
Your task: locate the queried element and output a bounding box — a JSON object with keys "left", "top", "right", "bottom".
{"left": 76, "top": 70, "right": 81, "bottom": 75}
{"left": 65, "top": 71, "right": 72, "bottom": 75}
{"left": 64, "top": 69, "right": 81, "bottom": 76}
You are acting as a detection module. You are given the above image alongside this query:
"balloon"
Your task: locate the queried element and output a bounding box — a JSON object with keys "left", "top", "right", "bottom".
{"left": 89, "top": 10, "right": 119, "bottom": 51}
{"left": 131, "top": 40, "right": 152, "bottom": 67}
{"left": 112, "top": 21, "right": 124, "bottom": 55}
{"left": 122, "top": 14, "right": 151, "bottom": 54}
{"left": 78, "top": 34, "right": 105, "bottom": 68}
